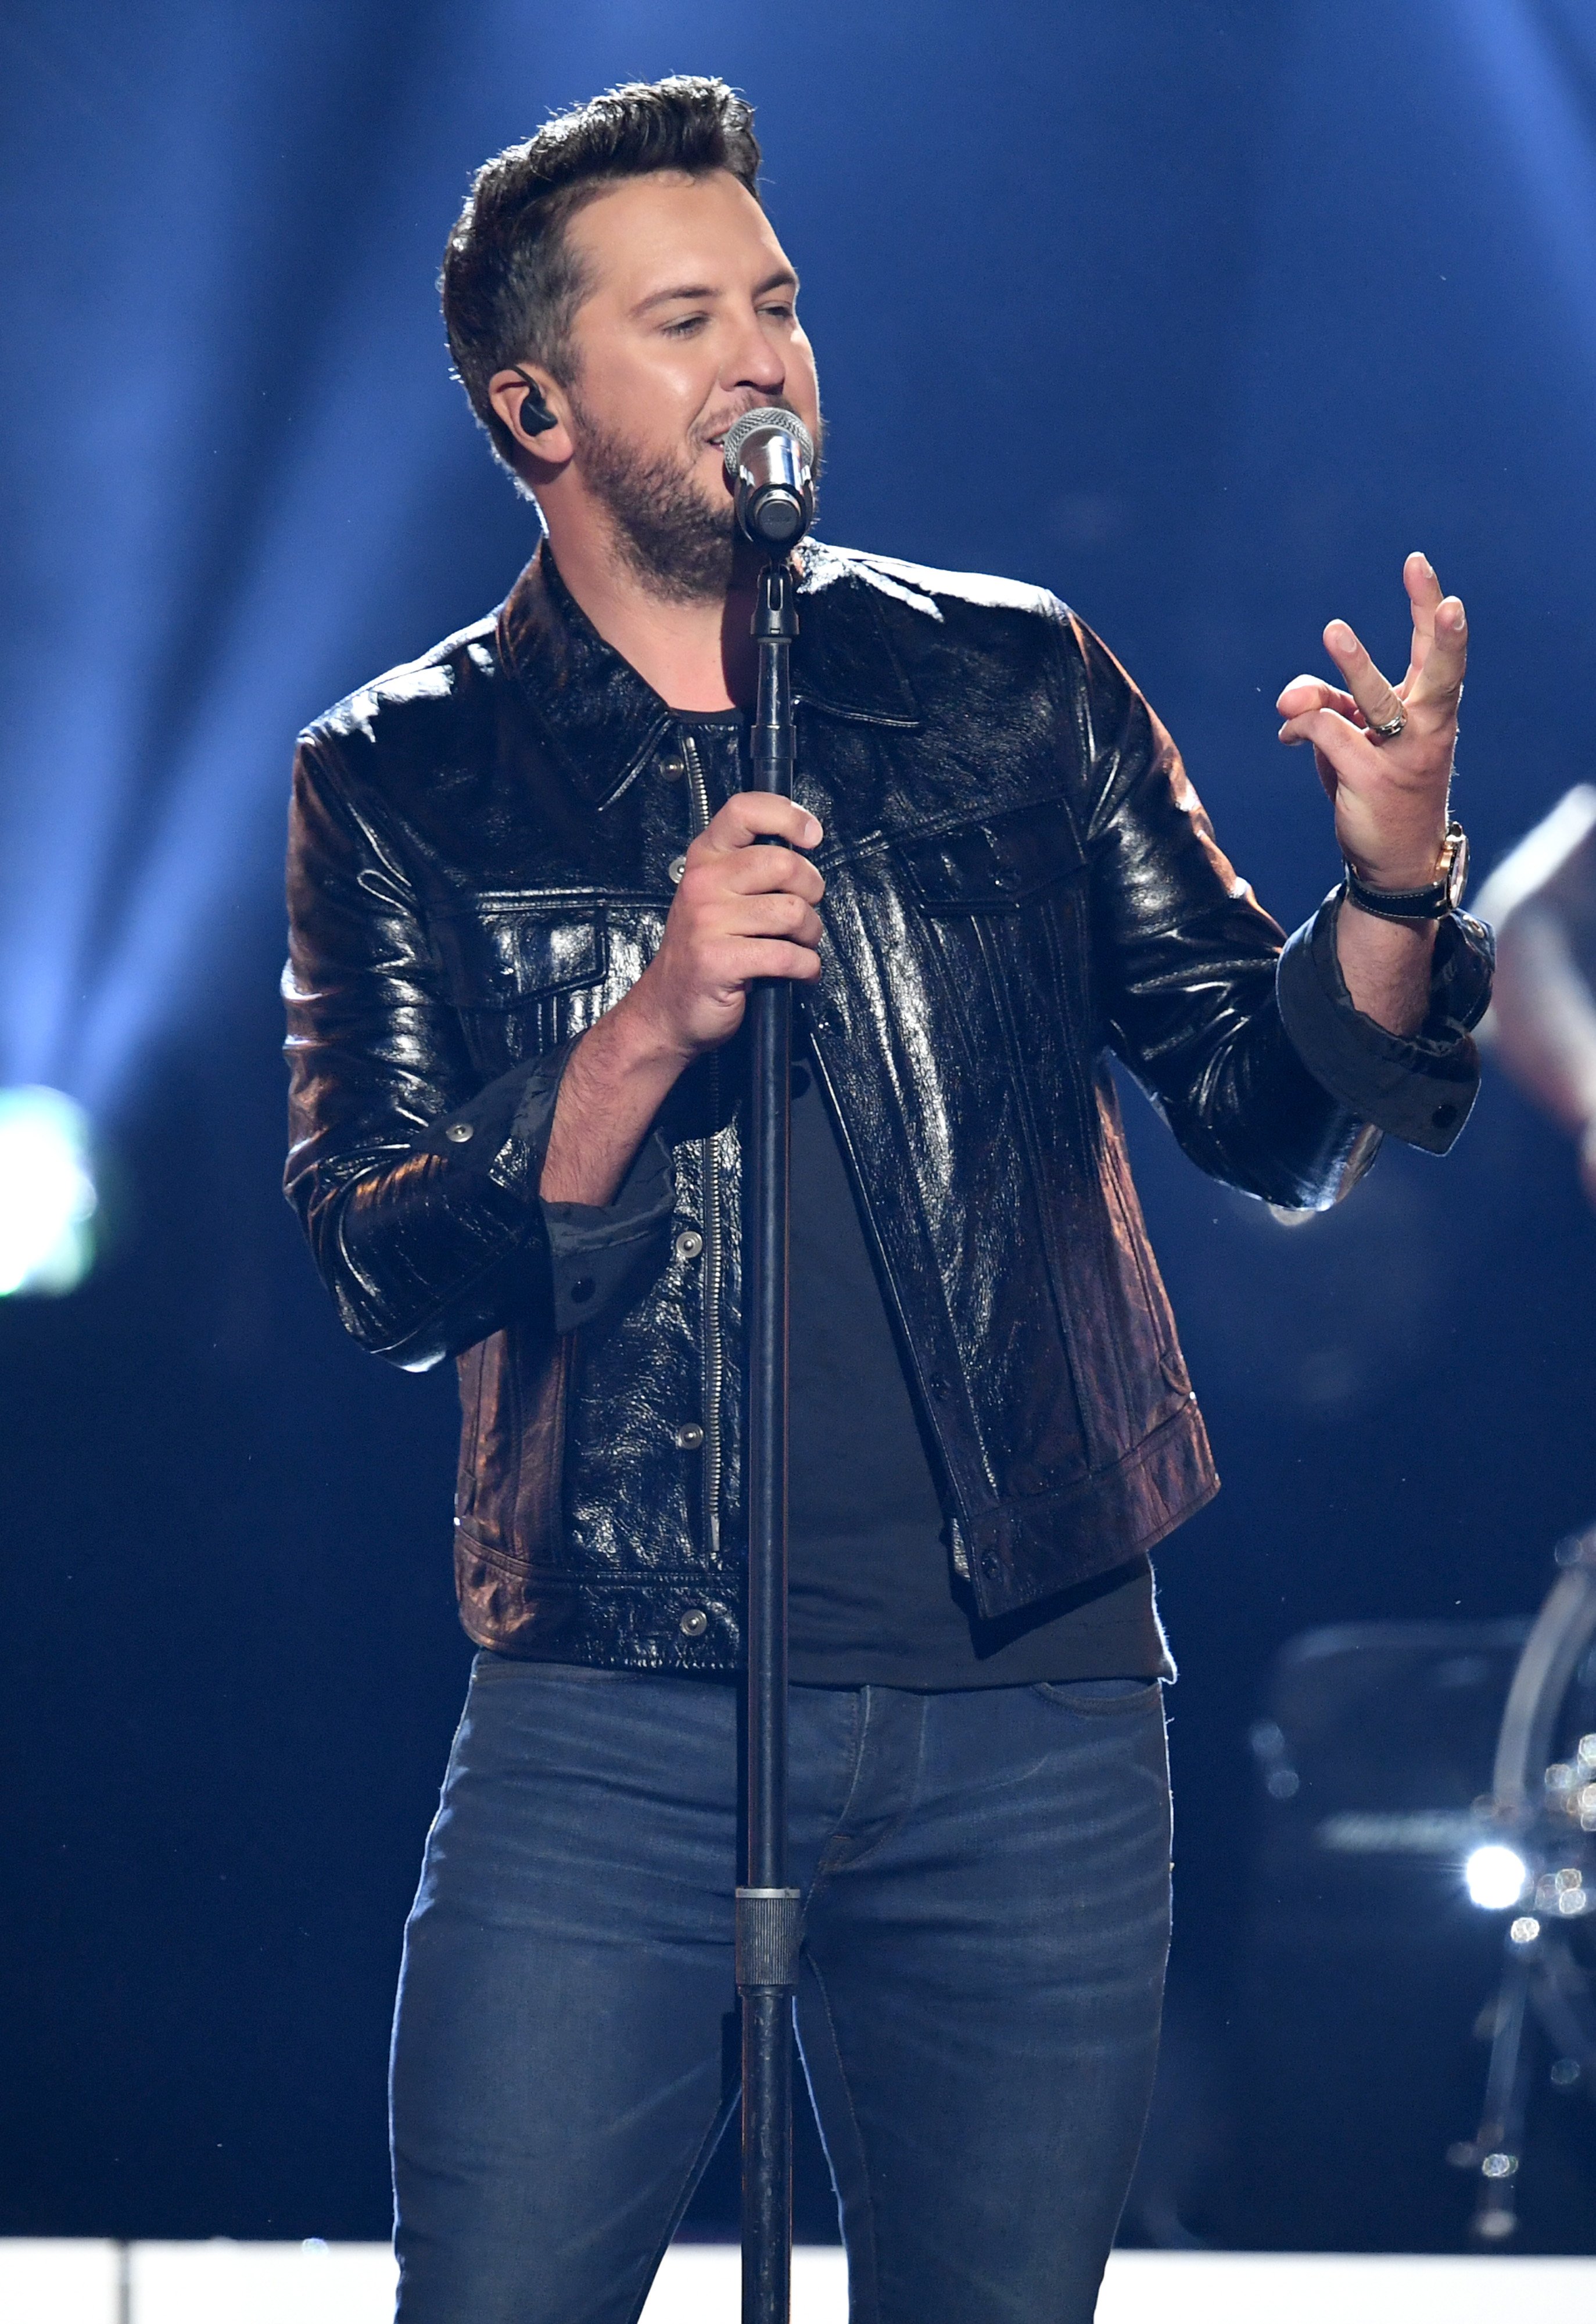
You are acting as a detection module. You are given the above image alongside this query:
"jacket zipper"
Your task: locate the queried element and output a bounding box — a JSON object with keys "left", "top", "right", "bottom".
{"left": 680, "top": 731, "right": 724, "bottom": 1559}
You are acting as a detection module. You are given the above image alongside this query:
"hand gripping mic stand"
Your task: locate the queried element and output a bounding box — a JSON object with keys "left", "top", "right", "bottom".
{"left": 722, "top": 408, "right": 814, "bottom": 2324}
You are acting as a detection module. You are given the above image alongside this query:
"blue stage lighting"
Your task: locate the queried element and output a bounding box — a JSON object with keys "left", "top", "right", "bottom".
{"left": 1465, "top": 1844, "right": 1530, "bottom": 1911}
{"left": 0, "top": 1088, "right": 99, "bottom": 1298}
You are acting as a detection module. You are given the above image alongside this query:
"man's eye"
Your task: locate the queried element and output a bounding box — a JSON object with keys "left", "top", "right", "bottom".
{"left": 761, "top": 303, "right": 795, "bottom": 322}
{"left": 664, "top": 314, "right": 708, "bottom": 338}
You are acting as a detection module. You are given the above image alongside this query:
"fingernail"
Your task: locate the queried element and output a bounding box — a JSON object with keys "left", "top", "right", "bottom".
{"left": 805, "top": 816, "right": 822, "bottom": 843}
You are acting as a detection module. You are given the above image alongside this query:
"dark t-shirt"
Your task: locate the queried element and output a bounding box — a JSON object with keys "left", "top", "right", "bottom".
{"left": 786, "top": 1025, "right": 1171, "bottom": 1689}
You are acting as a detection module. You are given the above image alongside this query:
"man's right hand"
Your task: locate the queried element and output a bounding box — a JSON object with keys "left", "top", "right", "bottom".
{"left": 537, "top": 793, "right": 823, "bottom": 1208}
{"left": 626, "top": 791, "right": 826, "bottom": 1060}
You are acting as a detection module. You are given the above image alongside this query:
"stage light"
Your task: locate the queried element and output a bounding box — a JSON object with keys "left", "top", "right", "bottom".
{"left": 1465, "top": 1845, "right": 1530, "bottom": 1910}
{"left": 0, "top": 1088, "right": 99, "bottom": 1297}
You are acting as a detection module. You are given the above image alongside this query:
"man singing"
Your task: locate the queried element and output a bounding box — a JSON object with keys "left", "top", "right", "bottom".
{"left": 284, "top": 76, "right": 1490, "bottom": 2324}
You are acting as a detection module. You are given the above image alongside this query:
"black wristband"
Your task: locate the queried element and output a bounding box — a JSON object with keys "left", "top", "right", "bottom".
{"left": 1341, "top": 866, "right": 1452, "bottom": 921}
{"left": 1342, "top": 820, "right": 1468, "bottom": 922}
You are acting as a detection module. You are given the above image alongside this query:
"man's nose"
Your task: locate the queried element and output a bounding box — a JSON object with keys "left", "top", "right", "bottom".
{"left": 725, "top": 306, "right": 786, "bottom": 396}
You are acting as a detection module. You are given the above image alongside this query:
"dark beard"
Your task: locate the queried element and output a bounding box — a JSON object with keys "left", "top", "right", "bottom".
{"left": 566, "top": 392, "right": 738, "bottom": 604}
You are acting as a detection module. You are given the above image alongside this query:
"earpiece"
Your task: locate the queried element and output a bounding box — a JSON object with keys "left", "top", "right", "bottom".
{"left": 512, "top": 367, "right": 558, "bottom": 438}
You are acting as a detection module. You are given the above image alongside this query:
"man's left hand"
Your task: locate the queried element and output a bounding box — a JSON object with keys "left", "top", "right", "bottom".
{"left": 1276, "top": 551, "right": 1465, "bottom": 891}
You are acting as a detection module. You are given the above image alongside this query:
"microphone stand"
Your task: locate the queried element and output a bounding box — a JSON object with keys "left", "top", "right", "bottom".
{"left": 738, "top": 549, "right": 802, "bottom": 2324}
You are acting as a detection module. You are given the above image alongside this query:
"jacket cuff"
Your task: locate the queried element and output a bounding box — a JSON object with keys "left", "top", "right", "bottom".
{"left": 423, "top": 1043, "right": 678, "bottom": 1332}
{"left": 540, "top": 1134, "right": 676, "bottom": 1333}
{"left": 1276, "top": 890, "right": 1494, "bottom": 1154}
{"left": 423, "top": 1042, "right": 578, "bottom": 1202}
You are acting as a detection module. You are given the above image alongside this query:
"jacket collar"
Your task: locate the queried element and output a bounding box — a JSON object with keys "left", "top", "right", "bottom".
{"left": 497, "top": 538, "right": 920, "bottom": 810}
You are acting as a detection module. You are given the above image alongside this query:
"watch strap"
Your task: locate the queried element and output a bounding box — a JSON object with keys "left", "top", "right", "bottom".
{"left": 1343, "top": 822, "right": 1467, "bottom": 923}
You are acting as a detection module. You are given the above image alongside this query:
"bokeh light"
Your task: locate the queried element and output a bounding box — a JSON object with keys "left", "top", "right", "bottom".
{"left": 1465, "top": 1845, "right": 1530, "bottom": 1911}
{"left": 0, "top": 1086, "right": 99, "bottom": 1297}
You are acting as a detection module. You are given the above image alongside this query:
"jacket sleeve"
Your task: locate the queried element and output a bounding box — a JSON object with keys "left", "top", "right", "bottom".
{"left": 282, "top": 731, "right": 673, "bottom": 1371}
{"left": 1067, "top": 614, "right": 1491, "bottom": 1208}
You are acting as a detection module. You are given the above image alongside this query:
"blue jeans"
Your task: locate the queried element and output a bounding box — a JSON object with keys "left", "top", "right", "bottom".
{"left": 390, "top": 1662, "right": 1171, "bottom": 2323}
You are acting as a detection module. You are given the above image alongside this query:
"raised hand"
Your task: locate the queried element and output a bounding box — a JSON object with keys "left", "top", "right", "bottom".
{"left": 1276, "top": 551, "right": 1465, "bottom": 892}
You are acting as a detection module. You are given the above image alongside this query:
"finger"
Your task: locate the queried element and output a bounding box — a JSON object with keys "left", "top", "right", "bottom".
{"left": 711, "top": 848, "right": 826, "bottom": 902}
{"left": 1276, "top": 705, "right": 1379, "bottom": 777}
{"left": 697, "top": 888, "right": 822, "bottom": 944}
{"left": 1274, "top": 709, "right": 1348, "bottom": 799}
{"left": 1404, "top": 550, "right": 1444, "bottom": 679}
{"left": 713, "top": 937, "right": 824, "bottom": 986}
{"left": 1407, "top": 593, "right": 1467, "bottom": 707}
{"left": 700, "top": 793, "right": 822, "bottom": 854}
{"left": 677, "top": 855, "right": 825, "bottom": 934}
{"left": 719, "top": 891, "right": 824, "bottom": 948}
{"left": 1322, "top": 620, "right": 1405, "bottom": 733}
{"left": 1405, "top": 550, "right": 1444, "bottom": 617}
{"left": 1276, "top": 675, "right": 1361, "bottom": 723}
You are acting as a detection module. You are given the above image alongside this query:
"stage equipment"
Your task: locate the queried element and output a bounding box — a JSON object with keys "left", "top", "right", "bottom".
{"left": 1452, "top": 1524, "right": 1596, "bottom": 2244}
{"left": 0, "top": 1085, "right": 98, "bottom": 1296}
{"left": 724, "top": 404, "right": 814, "bottom": 2324}
{"left": 722, "top": 408, "right": 815, "bottom": 550}
{"left": 1237, "top": 1618, "right": 1529, "bottom": 2250}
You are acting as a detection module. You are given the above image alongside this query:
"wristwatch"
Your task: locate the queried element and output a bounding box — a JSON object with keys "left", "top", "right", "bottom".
{"left": 1342, "top": 820, "right": 1469, "bottom": 921}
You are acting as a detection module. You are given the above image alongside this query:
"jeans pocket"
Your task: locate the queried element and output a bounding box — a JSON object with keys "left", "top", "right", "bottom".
{"left": 1032, "top": 1676, "right": 1165, "bottom": 1715}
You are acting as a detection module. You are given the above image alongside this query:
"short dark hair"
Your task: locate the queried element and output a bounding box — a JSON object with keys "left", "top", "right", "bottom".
{"left": 441, "top": 76, "right": 762, "bottom": 471}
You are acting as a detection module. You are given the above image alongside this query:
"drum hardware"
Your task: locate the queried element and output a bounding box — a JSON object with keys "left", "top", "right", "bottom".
{"left": 1450, "top": 1523, "right": 1596, "bottom": 2243}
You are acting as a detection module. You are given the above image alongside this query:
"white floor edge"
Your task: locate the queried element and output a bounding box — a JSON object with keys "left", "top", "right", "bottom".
{"left": 2, "top": 2237, "right": 1593, "bottom": 2322}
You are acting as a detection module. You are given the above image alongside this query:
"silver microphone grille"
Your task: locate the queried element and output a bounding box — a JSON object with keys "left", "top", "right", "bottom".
{"left": 721, "top": 406, "right": 815, "bottom": 480}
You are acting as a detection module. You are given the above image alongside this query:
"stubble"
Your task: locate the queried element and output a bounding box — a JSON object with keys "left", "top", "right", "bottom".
{"left": 565, "top": 388, "right": 738, "bottom": 605}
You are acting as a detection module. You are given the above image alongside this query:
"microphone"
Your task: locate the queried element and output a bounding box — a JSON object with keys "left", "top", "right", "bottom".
{"left": 722, "top": 407, "right": 815, "bottom": 550}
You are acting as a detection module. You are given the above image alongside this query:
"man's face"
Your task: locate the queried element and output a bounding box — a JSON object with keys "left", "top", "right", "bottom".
{"left": 555, "top": 169, "right": 821, "bottom": 598}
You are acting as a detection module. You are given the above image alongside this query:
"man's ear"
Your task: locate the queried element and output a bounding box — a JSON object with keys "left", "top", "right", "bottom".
{"left": 487, "top": 364, "right": 573, "bottom": 463}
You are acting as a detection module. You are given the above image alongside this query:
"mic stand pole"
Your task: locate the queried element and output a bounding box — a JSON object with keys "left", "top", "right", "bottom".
{"left": 738, "top": 550, "right": 801, "bottom": 2324}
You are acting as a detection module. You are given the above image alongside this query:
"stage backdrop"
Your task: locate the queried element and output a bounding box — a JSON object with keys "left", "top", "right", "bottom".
{"left": 3, "top": 0, "right": 1595, "bottom": 2250}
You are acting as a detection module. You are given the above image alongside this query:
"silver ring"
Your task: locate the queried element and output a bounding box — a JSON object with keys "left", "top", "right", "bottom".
{"left": 1367, "top": 704, "right": 1407, "bottom": 742}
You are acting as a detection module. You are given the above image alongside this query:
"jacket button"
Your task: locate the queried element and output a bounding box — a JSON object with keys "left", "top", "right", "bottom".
{"left": 659, "top": 755, "right": 687, "bottom": 782}
{"left": 674, "top": 1422, "right": 705, "bottom": 1450}
{"left": 568, "top": 1276, "right": 595, "bottom": 1304}
{"left": 679, "top": 1607, "right": 709, "bottom": 1639}
{"left": 444, "top": 1121, "right": 474, "bottom": 1143}
{"left": 980, "top": 1551, "right": 1002, "bottom": 1579}
{"left": 669, "top": 853, "right": 688, "bottom": 884}
{"left": 675, "top": 1226, "right": 705, "bottom": 1263}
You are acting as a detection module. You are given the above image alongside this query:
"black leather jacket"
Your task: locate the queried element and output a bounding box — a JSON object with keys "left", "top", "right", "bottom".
{"left": 284, "top": 541, "right": 1490, "bottom": 1669}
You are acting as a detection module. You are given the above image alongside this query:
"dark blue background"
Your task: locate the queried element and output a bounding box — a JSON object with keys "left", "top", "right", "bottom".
{"left": 3, "top": 0, "right": 1595, "bottom": 2249}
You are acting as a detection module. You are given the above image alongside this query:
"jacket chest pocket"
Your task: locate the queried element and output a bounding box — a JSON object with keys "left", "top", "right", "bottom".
{"left": 430, "top": 902, "right": 611, "bottom": 1069}
{"left": 890, "top": 797, "right": 1096, "bottom": 1116}
{"left": 892, "top": 797, "right": 1086, "bottom": 913}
